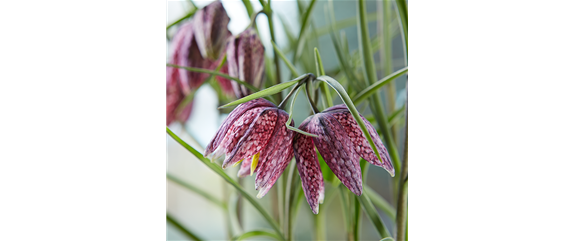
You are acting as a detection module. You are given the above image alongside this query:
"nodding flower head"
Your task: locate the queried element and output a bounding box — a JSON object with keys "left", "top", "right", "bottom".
{"left": 205, "top": 98, "right": 295, "bottom": 198}
{"left": 293, "top": 104, "right": 394, "bottom": 214}
{"left": 193, "top": 0, "right": 232, "bottom": 61}
{"left": 226, "top": 28, "right": 265, "bottom": 98}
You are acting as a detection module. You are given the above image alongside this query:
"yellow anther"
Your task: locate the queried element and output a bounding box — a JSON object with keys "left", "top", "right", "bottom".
{"left": 250, "top": 152, "right": 260, "bottom": 176}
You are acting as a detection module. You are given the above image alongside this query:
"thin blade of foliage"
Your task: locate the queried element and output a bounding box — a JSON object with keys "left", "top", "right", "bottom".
{"left": 358, "top": 188, "right": 392, "bottom": 239}
{"left": 286, "top": 125, "right": 318, "bottom": 138}
{"left": 166, "top": 63, "right": 259, "bottom": 92}
{"left": 166, "top": 10, "right": 196, "bottom": 31}
{"left": 316, "top": 75, "right": 385, "bottom": 168}
{"left": 365, "top": 186, "right": 396, "bottom": 220}
{"left": 167, "top": 174, "right": 225, "bottom": 208}
{"left": 396, "top": 0, "right": 408, "bottom": 57}
{"left": 272, "top": 41, "right": 299, "bottom": 77}
{"left": 167, "top": 213, "right": 204, "bottom": 241}
{"left": 233, "top": 230, "right": 282, "bottom": 241}
{"left": 292, "top": 0, "right": 317, "bottom": 63}
{"left": 314, "top": 48, "right": 333, "bottom": 108}
{"left": 353, "top": 67, "right": 408, "bottom": 104}
{"left": 166, "top": 127, "right": 284, "bottom": 239}
{"left": 218, "top": 75, "right": 307, "bottom": 109}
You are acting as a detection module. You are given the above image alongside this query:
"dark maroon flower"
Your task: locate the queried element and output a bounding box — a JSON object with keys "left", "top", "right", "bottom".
{"left": 205, "top": 98, "right": 295, "bottom": 197}
{"left": 294, "top": 104, "right": 394, "bottom": 214}
{"left": 227, "top": 28, "right": 265, "bottom": 98}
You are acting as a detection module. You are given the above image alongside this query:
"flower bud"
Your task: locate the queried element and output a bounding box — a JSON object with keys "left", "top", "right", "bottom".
{"left": 193, "top": 1, "right": 232, "bottom": 60}
{"left": 227, "top": 28, "right": 265, "bottom": 98}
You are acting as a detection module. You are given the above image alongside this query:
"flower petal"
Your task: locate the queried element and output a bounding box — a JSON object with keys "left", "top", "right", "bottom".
{"left": 254, "top": 110, "right": 295, "bottom": 198}
{"left": 293, "top": 118, "right": 325, "bottom": 214}
{"left": 222, "top": 108, "right": 278, "bottom": 168}
{"left": 176, "top": 21, "right": 208, "bottom": 94}
{"left": 311, "top": 114, "right": 363, "bottom": 196}
{"left": 204, "top": 98, "right": 275, "bottom": 157}
{"left": 238, "top": 158, "right": 252, "bottom": 178}
{"left": 325, "top": 106, "right": 394, "bottom": 176}
{"left": 193, "top": 1, "right": 231, "bottom": 60}
{"left": 208, "top": 106, "right": 267, "bottom": 160}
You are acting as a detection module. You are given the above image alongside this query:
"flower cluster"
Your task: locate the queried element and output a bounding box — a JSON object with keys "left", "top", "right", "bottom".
{"left": 205, "top": 99, "right": 394, "bottom": 214}
{"left": 166, "top": 1, "right": 265, "bottom": 125}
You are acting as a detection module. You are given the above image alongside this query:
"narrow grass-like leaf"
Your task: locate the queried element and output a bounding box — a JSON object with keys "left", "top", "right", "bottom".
{"left": 396, "top": 0, "right": 408, "bottom": 57}
{"left": 381, "top": 238, "right": 396, "bottom": 241}
{"left": 358, "top": 194, "right": 392, "bottom": 239}
{"left": 233, "top": 230, "right": 281, "bottom": 241}
{"left": 365, "top": 186, "right": 396, "bottom": 220}
{"left": 218, "top": 74, "right": 308, "bottom": 109}
{"left": 353, "top": 67, "right": 408, "bottom": 104}
{"left": 286, "top": 125, "right": 318, "bottom": 138}
{"left": 292, "top": 0, "right": 317, "bottom": 63}
{"left": 166, "top": 127, "right": 284, "bottom": 239}
{"left": 167, "top": 213, "right": 203, "bottom": 241}
{"left": 166, "top": 64, "right": 259, "bottom": 92}
{"left": 316, "top": 75, "right": 385, "bottom": 169}
{"left": 166, "top": 10, "right": 196, "bottom": 31}
{"left": 314, "top": 48, "right": 333, "bottom": 108}
{"left": 272, "top": 41, "right": 299, "bottom": 77}
{"left": 167, "top": 173, "right": 225, "bottom": 208}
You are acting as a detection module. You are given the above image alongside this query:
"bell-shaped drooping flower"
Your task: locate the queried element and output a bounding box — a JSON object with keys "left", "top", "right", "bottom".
{"left": 293, "top": 104, "right": 394, "bottom": 214}
{"left": 166, "top": 21, "right": 196, "bottom": 126}
{"left": 226, "top": 28, "right": 265, "bottom": 98}
{"left": 193, "top": 0, "right": 232, "bottom": 61}
{"left": 205, "top": 98, "right": 295, "bottom": 197}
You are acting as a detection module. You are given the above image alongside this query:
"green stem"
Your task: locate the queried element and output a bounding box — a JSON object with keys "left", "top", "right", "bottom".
{"left": 353, "top": 67, "right": 408, "bottom": 104}
{"left": 395, "top": 0, "right": 408, "bottom": 60}
{"left": 314, "top": 207, "right": 326, "bottom": 240}
{"left": 364, "top": 185, "right": 396, "bottom": 220}
{"left": 241, "top": 0, "right": 254, "bottom": 17}
{"left": 166, "top": 9, "right": 196, "bottom": 31}
{"left": 284, "top": 161, "right": 296, "bottom": 240}
{"left": 396, "top": 90, "right": 408, "bottom": 241}
{"left": 292, "top": 0, "right": 317, "bottom": 65}
{"left": 262, "top": 2, "right": 283, "bottom": 103}
{"left": 305, "top": 81, "right": 319, "bottom": 114}
{"left": 166, "top": 127, "right": 285, "bottom": 240}
{"left": 353, "top": 195, "right": 361, "bottom": 241}
{"left": 379, "top": 0, "right": 399, "bottom": 145}
{"left": 338, "top": 185, "right": 352, "bottom": 240}
{"left": 167, "top": 213, "right": 203, "bottom": 241}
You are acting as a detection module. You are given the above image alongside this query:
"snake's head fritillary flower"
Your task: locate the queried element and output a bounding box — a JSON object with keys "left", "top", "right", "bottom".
{"left": 166, "top": 66, "right": 193, "bottom": 126}
{"left": 227, "top": 28, "right": 265, "bottom": 98}
{"left": 193, "top": 0, "right": 232, "bottom": 61}
{"left": 205, "top": 98, "right": 295, "bottom": 198}
{"left": 293, "top": 104, "right": 394, "bottom": 214}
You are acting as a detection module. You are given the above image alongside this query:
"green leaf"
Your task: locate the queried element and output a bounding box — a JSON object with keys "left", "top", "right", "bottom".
{"left": 166, "top": 63, "right": 259, "bottom": 93}
{"left": 166, "top": 10, "right": 196, "bottom": 31}
{"left": 292, "top": 0, "right": 317, "bottom": 64}
{"left": 364, "top": 186, "right": 396, "bottom": 220}
{"left": 233, "top": 230, "right": 282, "bottom": 241}
{"left": 166, "top": 127, "right": 284, "bottom": 239}
{"left": 381, "top": 238, "right": 396, "bottom": 241}
{"left": 167, "top": 213, "right": 204, "bottom": 241}
{"left": 218, "top": 74, "right": 308, "bottom": 109}
{"left": 315, "top": 13, "right": 378, "bottom": 37}
{"left": 358, "top": 194, "right": 392, "bottom": 239}
{"left": 314, "top": 48, "right": 333, "bottom": 108}
{"left": 316, "top": 76, "right": 386, "bottom": 172}
{"left": 167, "top": 174, "right": 225, "bottom": 208}
{"left": 272, "top": 41, "right": 299, "bottom": 77}
{"left": 286, "top": 125, "right": 318, "bottom": 138}
{"left": 353, "top": 67, "right": 408, "bottom": 104}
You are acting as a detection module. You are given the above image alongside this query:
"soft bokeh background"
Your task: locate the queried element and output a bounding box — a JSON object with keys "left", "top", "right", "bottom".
{"left": 166, "top": 0, "right": 407, "bottom": 240}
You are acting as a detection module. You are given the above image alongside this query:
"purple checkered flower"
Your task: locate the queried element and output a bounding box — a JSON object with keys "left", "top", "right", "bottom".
{"left": 205, "top": 98, "right": 295, "bottom": 198}
{"left": 293, "top": 104, "right": 394, "bottom": 214}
